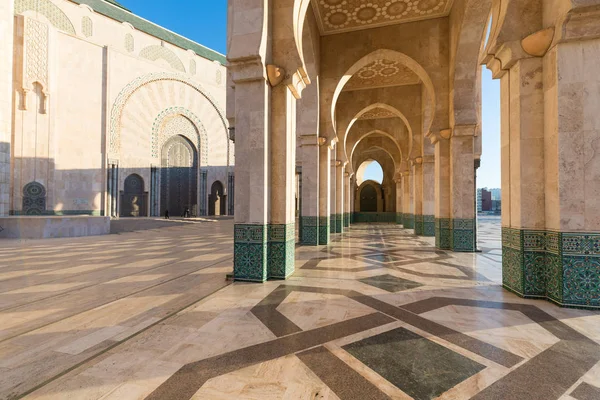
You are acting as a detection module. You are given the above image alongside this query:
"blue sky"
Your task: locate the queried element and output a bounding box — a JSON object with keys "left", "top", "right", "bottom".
{"left": 118, "top": 0, "right": 501, "bottom": 189}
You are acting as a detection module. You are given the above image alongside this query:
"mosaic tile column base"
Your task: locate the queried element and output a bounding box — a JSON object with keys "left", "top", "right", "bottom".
{"left": 319, "top": 216, "right": 330, "bottom": 245}
{"left": 451, "top": 219, "right": 476, "bottom": 252}
{"left": 414, "top": 215, "right": 424, "bottom": 236}
{"left": 423, "top": 215, "right": 435, "bottom": 237}
{"left": 502, "top": 228, "right": 600, "bottom": 310}
{"left": 234, "top": 224, "right": 267, "bottom": 282}
{"left": 435, "top": 218, "right": 451, "bottom": 250}
{"left": 330, "top": 215, "right": 337, "bottom": 234}
{"left": 343, "top": 213, "right": 350, "bottom": 228}
{"left": 300, "top": 216, "right": 319, "bottom": 246}
{"left": 335, "top": 214, "right": 343, "bottom": 234}
{"left": 396, "top": 213, "right": 403, "bottom": 225}
{"left": 268, "top": 224, "right": 295, "bottom": 279}
{"left": 403, "top": 214, "right": 415, "bottom": 230}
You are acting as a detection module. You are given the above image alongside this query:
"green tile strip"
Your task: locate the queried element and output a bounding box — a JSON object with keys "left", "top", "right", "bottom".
{"left": 423, "top": 215, "right": 435, "bottom": 237}
{"left": 234, "top": 224, "right": 268, "bottom": 282}
{"left": 436, "top": 218, "right": 451, "bottom": 250}
{"left": 396, "top": 212, "right": 403, "bottom": 225}
{"left": 319, "top": 216, "right": 330, "bottom": 245}
{"left": 300, "top": 216, "right": 319, "bottom": 246}
{"left": 403, "top": 213, "right": 415, "bottom": 229}
{"left": 414, "top": 214, "right": 424, "bottom": 235}
{"left": 330, "top": 215, "right": 337, "bottom": 234}
{"left": 268, "top": 224, "right": 295, "bottom": 279}
{"left": 451, "top": 218, "right": 476, "bottom": 252}
{"left": 343, "top": 213, "right": 350, "bottom": 228}
{"left": 502, "top": 228, "right": 600, "bottom": 309}
{"left": 352, "top": 212, "right": 397, "bottom": 223}
{"left": 334, "top": 214, "right": 343, "bottom": 234}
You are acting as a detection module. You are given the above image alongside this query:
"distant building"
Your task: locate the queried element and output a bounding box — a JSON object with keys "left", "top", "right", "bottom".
{"left": 477, "top": 187, "right": 501, "bottom": 214}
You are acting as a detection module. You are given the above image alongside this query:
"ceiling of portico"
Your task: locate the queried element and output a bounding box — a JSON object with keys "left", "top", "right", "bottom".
{"left": 344, "top": 59, "right": 421, "bottom": 91}
{"left": 312, "top": 0, "right": 454, "bottom": 35}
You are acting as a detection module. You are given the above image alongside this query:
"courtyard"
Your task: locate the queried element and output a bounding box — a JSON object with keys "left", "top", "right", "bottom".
{"left": 0, "top": 218, "right": 599, "bottom": 399}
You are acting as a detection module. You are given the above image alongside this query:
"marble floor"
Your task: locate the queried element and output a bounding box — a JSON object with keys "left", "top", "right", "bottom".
{"left": 1, "top": 219, "right": 600, "bottom": 400}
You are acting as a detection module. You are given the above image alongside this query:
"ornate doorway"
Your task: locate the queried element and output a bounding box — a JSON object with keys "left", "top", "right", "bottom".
{"left": 160, "top": 135, "right": 198, "bottom": 217}
{"left": 121, "top": 174, "right": 146, "bottom": 217}
{"left": 209, "top": 181, "right": 225, "bottom": 216}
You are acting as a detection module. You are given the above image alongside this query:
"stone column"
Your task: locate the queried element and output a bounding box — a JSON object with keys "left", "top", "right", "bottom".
{"left": 344, "top": 172, "right": 351, "bottom": 227}
{"left": 433, "top": 132, "right": 451, "bottom": 249}
{"left": 412, "top": 160, "right": 424, "bottom": 235}
{"left": 449, "top": 125, "right": 477, "bottom": 252}
{"left": 422, "top": 155, "right": 435, "bottom": 237}
{"left": 402, "top": 171, "right": 414, "bottom": 229}
{"left": 299, "top": 136, "right": 319, "bottom": 245}
{"left": 0, "top": 0, "right": 14, "bottom": 216}
{"left": 394, "top": 177, "right": 402, "bottom": 224}
{"left": 319, "top": 141, "right": 331, "bottom": 244}
{"left": 335, "top": 161, "right": 344, "bottom": 233}
{"left": 329, "top": 150, "right": 337, "bottom": 234}
{"left": 232, "top": 77, "right": 271, "bottom": 282}
{"left": 498, "top": 56, "right": 547, "bottom": 298}
{"left": 268, "top": 84, "right": 297, "bottom": 279}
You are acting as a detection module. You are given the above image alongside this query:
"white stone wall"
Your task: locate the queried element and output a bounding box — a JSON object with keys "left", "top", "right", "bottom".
{"left": 10, "top": 0, "right": 232, "bottom": 216}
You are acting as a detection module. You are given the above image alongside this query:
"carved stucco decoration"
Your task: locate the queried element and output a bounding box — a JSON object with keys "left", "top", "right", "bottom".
{"left": 359, "top": 107, "right": 398, "bottom": 120}
{"left": 344, "top": 59, "right": 421, "bottom": 91}
{"left": 313, "top": 0, "right": 454, "bottom": 34}
{"left": 109, "top": 72, "right": 229, "bottom": 160}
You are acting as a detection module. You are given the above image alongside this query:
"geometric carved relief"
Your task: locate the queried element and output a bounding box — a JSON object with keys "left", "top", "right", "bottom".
{"left": 109, "top": 73, "right": 228, "bottom": 158}
{"left": 359, "top": 107, "right": 397, "bottom": 120}
{"left": 345, "top": 59, "right": 421, "bottom": 91}
{"left": 313, "top": 0, "right": 453, "bottom": 34}
{"left": 82, "top": 16, "right": 93, "bottom": 37}
{"left": 139, "top": 45, "right": 186, "bottom": 72}
{"left": 125, "top": 33, "right": 134, "bottom": 52}
{"left": 21, "top": 17, "right": 50, "bottom": 112}
{"left": 152, "top": 107, "right": 208, "bottom": 166}
{"left": 15, "top": 0, "right": 76, "bottom": 35}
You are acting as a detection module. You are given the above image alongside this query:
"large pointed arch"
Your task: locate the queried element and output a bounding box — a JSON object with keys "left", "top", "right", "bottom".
{"left": 331, "top": 49, "right": 436, "bottom": 137}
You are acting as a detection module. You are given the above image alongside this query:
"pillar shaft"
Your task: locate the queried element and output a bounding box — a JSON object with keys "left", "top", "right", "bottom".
{"left": 449, "top": 126, "right": 476, "bottom": 252}
{"left": 233, "top": 79, "right": 270, "bottom": 282}
{"left": 402, "top": 172, "right": 414, "bottom": 229}
{"left": 319, "top": 144, "right": 331, "bottom": 244}
{"left": 435, "top": 137, "right": 451, "bottom": 249}
{"left": 422, "top": 157, "right": 435, "bottom": 236}
{"left": 329, "top": 151, "right": 337, "bottom": 234}
{"left": 413, "top": 163, "right": 424, "bottom": 235}
{"left": 395, "top": 179, "right": 402, "bottom": 224}
{"left": 335, "top": 164, "right": 344, "bottom": 233}
{"left": 344, "top": 174, "right": 351, "bottom": 227}
{"left": 299, "top": 138, "right": 319, "bottom": 245}
{"left": 268, "top": 85, "right": 297, "bottom": 279}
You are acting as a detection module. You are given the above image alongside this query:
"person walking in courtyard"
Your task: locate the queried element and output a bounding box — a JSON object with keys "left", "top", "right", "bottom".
{"left": 164, "top": 209, "right": 169, "bottom": 219}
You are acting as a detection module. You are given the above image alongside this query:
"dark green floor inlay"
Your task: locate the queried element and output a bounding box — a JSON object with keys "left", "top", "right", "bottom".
{"left": 343, "top": 328, "right": 486, "bottom": 400}
{"left": 358, "top": 274, "right": 423, "bottom": 292}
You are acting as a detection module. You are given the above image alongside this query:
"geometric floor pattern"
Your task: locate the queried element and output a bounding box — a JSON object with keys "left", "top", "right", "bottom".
{"left": 1, "top": 218, "right": 600, "bottom": 399}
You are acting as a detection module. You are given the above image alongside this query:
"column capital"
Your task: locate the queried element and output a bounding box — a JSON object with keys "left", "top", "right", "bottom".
{"left": 427, "top": 129, "right": 452, "bottom": 145}
{"left": 228, "top": 56, "right": 267, "bottom": 83}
